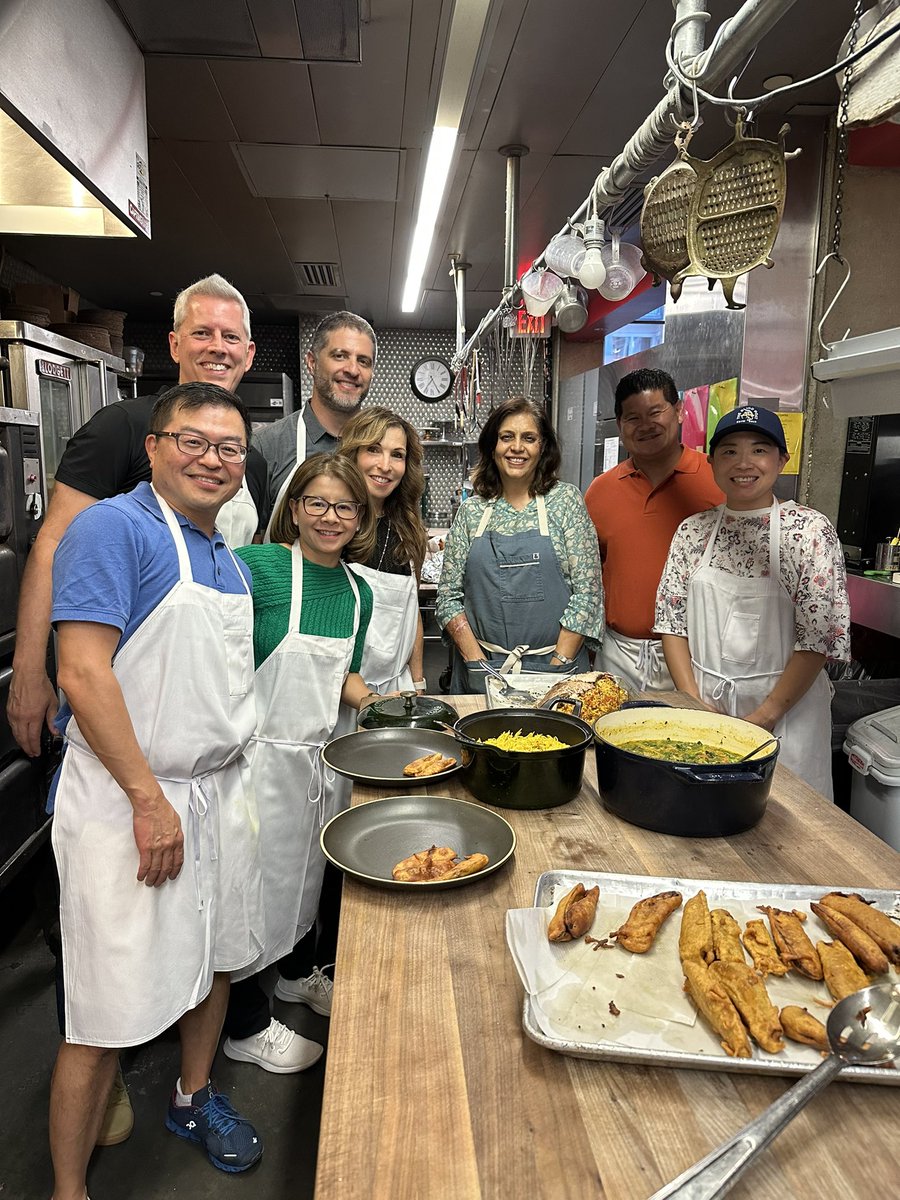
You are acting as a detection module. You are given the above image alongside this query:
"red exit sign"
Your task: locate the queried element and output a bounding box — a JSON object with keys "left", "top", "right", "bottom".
{"left": 513, "top": 310, "right": 551, "bottom": 338}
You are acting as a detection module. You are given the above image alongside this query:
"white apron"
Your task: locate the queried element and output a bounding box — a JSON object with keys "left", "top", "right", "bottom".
{"left": 687, "top": 501, "right": 834, "bottom": 799}
{"left": 598, "top": 628, "right": 674, "bottom": 694}
{"left": 263, "top": 413, "right": 307, "bottom": 543}
{"left": 217, "top": 481, "right": 259, "bottom": 548}
{"left": 52, "top": 490, "right": 264, "bottom": 1047}
{"left": 234, "top": 543, "right": 359, "bottom": 978}
{"left": 349, "top": 561, "right": 418, "bottom": 693}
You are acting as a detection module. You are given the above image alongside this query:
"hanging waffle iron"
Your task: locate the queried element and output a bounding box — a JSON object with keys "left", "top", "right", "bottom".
{"left": 640, "top": 122, "right": 698, "bottom": 300}
{"left": 641, "top": 115, "right": 798, "bottom": 309}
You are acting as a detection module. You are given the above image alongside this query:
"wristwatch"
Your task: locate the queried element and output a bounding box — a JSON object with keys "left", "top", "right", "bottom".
{"left": 552, "top": 652, "right": 575, "bottom": 666}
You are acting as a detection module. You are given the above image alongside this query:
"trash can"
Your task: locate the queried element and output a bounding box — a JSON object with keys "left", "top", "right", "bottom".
{"left": 843, "top": 705, "right": 900, "bottom": 851}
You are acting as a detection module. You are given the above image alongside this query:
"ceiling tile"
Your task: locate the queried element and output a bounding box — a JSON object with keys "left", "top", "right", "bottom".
{"left": 145, "top": 57, "right": 239, "bottom": 141}
{"left": 210, "top": 59, "right": 318, "bottom": 143}
{"left": 115, "top": 0, "right": 260, "bottom": 55}
{"left": 234, "top": 144, "right": 402, "bottom": 201}
{"left": 266, "top": 198, "right": 339, "bottom": 261}
{"left": 310, "top": 0, "right": 413, "bottom": 147}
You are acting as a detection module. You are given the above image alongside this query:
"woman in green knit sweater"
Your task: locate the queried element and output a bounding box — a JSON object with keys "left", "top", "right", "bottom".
{"left": 221, "top": 453, "right": 380, "bottom": 1074}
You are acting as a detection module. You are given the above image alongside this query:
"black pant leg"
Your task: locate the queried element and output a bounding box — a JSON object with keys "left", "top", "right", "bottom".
{"left": 223, "top": 974, "right": 271, "bottom": 1040}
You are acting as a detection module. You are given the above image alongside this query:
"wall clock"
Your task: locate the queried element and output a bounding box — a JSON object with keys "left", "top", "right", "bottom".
{"left": 410, "top": 355, "right": 454, "bottom": 403}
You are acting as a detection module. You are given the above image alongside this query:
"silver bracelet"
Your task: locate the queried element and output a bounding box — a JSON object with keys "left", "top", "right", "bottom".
{"left": 552, "top": 652, "right": 575, "bottom": 666}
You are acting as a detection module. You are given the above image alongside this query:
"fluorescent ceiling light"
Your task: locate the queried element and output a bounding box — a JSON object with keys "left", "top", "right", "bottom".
{"left": 401, "top": 0, "right": 492, "bottom": 313}
{"left": 401, "top": 127, "right": 458, "bottom": 312}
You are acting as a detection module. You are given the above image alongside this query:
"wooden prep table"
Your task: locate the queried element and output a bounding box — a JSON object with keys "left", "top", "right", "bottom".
{"left": 314, "top": 695, "right": 900, "bottom": 1200}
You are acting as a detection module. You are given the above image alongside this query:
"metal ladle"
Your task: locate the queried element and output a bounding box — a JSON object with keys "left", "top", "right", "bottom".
{"left": 649, "top": 982, "right": 900, "bottom": 1200}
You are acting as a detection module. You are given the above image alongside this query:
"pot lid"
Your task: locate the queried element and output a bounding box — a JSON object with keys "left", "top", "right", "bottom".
{"left": 361, "top": 692, "right": 458, "bottom": 726}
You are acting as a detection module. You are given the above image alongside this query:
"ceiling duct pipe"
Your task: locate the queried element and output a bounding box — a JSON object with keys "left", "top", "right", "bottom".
{"left": 500, "top": 145, "right": 528, "bottom": 292}
{"left": 453, "top": 0, "right": 803, "bottom": 368}
{"left": 449, "top": 255, "right": 471, "bottom": 354}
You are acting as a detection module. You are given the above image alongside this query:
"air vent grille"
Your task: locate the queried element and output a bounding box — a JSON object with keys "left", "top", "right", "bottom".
{"left": 296, "top": 262, "right": 342, "bottom": 289}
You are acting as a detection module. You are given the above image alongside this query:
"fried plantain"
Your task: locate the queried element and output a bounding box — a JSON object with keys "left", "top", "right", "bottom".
{"left": 817, "top": 892, "right": 900, "bottom": 968}
{"left": 548, "top": 883, "right": 585, "bottom": 942}
{"left": 439, "top": 853, "right": 489, "bottom": 880}
{"left": 817, "top": 939, "right": 870, "bottom": 1002}
{"left": 781, "top": 1005, "right": 830, "bottom": 1051}
{"left": 711, "top": 908, "right": 747, "bottom": 964}
{"left": 682, "top": 961, "right": 752, "bottom": 1058}
{"left": 615, "top": 891, "right": 683, "bottom": 954}
{"left": 810, "top": 902, "right": 890, "bottom": 976}
{"left": 758, "top": 906, "right": 823, "bottom": 980}
{"left": 741, "top": 918, "right": 790, "bottom": 977}
{"left": 402, "top": 752, "right": 456, "bottom": 777}
{"left": 708, "top": 960, "right": 784, "bottom": 1053}
{"left": 679, "top": 890, "right": 715, "bottom": 966}
{"left": 565, "top": 885, "right": 600, "bottom": 938}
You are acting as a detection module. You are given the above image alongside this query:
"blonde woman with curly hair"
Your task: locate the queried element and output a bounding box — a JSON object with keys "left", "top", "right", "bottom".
{"left": 337, "top": 406, "right": 429, "bottom": 693}
{"left": 222, "top": 453, "right": 379, "bottom": 1070}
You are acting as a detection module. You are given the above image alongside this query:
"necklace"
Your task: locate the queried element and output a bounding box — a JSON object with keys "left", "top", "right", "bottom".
{"left": 376, "top": 516, "right": 392, "bottom": 571}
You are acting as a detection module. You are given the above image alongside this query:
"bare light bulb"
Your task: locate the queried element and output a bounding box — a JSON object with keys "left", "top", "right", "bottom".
{"left": 577, "top": 248, "right": 607, "bottom": 290}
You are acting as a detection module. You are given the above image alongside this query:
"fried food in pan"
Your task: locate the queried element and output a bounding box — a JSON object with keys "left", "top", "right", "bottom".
{"left": 741, "top": 918, "right": 790, "bottom": 977}
{"left": 817, "top": 939, "right": 870, "bottom": 1002}
{"left": 810, "top": 902, "right": 890, "bottom": 976}
{"left": 392, "top": 845, "right": 459, "bottom": 881}
{"left": 402, "top": 752, "right": 457, "bottom": 777}
{"left": 708, "top": 960, "right": 784, "bottom": 1053}
{"left": 679, "top": 890, "right": 715, "bottom": 965}
{"left": 780, "top": 1005, "right": 830, "bottom": 1051}
{"left": 757, "top": 906, "right": 823, "bottom": 980}
{"left": 711, "top": 908, "right": 747, "bottom": 964}
{"left": 818, "top": 892, "right": 900, "bottom": 967}
{"left": 682, "top": 961, "right": 752, "bottom": 1059}
{"left": 439, "top": 853, "right": 489, "bottom": 880}
{"left": 614, "top": 891, "right": 683, "bottom": 954}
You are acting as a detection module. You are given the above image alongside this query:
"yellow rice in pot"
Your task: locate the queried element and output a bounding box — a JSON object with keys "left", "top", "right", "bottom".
{"left": 480, "top": 730, "right": 568, "bottom": 752}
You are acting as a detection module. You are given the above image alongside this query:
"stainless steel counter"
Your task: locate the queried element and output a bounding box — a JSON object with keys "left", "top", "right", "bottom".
{"left": 847, "top": 571, "right": 900, "bottom": 639}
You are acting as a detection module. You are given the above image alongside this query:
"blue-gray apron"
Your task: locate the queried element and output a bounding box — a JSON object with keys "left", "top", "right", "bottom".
{"left": 449, "top": 494, "right": 589, "bottom": 694}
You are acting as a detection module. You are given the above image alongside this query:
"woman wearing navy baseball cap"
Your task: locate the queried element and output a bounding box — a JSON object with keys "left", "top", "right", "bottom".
{"left": 653, "top": 405, "right": 850, "bottom": 798}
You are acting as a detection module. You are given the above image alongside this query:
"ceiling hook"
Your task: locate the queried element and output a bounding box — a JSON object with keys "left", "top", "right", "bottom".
{"left": 815, "top": 252, "right": 852, "bottom": 354}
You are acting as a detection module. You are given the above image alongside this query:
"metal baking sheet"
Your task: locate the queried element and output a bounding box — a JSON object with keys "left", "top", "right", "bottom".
{"left": 522, "top": 870, "right": 900, "bottom": 1086}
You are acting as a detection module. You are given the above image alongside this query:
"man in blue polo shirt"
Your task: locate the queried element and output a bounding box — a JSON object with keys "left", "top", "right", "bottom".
{"left": 48, "top": 382, "right": 265, "bottom": 1194}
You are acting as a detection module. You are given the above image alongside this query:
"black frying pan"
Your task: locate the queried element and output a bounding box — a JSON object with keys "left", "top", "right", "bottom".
{"left": 322, "top": 727, "right": 462, "bottom": 787}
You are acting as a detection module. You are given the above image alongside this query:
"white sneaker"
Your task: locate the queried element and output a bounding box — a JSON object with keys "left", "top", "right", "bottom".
{"left": 274, "top": 965, "right": 334, "bottom": 1016}
{"left": 223, "top": 1017, "right": 323, "bottom": 1073}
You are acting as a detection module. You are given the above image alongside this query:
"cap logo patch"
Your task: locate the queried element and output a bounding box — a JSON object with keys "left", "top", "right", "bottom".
{"left": 736, "top": 407, "right": 759, "bottom": 423}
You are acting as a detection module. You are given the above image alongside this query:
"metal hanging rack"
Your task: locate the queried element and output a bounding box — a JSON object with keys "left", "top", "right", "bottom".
{"left": 451, "top": 0, "right": 809, "bottom": 374}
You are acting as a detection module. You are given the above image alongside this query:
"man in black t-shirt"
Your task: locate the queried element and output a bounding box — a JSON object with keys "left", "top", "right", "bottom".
{"left": 9, "top": 273, "right": 262, "bottom": 757}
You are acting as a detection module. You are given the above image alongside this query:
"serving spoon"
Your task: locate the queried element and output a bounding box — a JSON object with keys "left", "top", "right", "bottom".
{"left": 475, "top": 659, "right": 534, "bottom": 705}
{"left": 734, "top": 735, "right": 779, "bottom": 763}
{"left": 648, "top": 981, "right": 900, "bottom": 1200}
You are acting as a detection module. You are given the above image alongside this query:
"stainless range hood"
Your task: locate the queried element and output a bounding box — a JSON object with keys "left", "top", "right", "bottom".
{"left": 0, "top": 0, "right": 150, "bottom": 239}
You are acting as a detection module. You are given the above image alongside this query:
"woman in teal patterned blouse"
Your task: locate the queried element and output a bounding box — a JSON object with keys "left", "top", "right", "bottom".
{"left": 436, "top": 396, "right": 604, "bottom": 694}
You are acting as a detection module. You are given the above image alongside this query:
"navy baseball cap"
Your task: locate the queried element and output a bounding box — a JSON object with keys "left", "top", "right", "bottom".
{"left": 709, "top": 405, "right": 787, "bottom": 454}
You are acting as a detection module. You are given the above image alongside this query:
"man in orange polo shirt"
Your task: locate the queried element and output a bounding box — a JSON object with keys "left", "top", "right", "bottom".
{"left": 584, "top": 368, "right": 722, "bottom": 692}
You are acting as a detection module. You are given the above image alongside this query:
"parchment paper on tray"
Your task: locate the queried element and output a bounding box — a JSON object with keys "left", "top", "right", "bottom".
{"left": 506, "top": 870, "right": 900, "bottom": 1084}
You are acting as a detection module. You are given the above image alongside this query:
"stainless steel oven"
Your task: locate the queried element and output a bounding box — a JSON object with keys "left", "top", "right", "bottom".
{"left": 0, "top": 407, "right": 55, "bottom": 883}
{"left": 0, "top": 321, "right": 123, "bottom": 495}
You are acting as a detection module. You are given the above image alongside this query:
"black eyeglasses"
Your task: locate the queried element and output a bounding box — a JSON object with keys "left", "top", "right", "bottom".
{"left": 151, "top": 431, "right": 248, "bottom": 463}
{"left": 299, "top": 495, "right": 363, "bottom": 520}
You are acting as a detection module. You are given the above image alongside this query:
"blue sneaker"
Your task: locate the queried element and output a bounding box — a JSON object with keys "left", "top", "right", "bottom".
{"left": 165, "top": 1083, "right": 263, "bottom": 1173}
